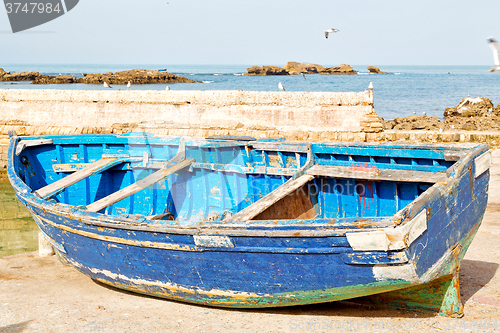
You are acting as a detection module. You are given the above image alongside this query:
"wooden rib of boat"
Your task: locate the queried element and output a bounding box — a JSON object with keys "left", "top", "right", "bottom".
{"left": 7, "top": 132, "right": 491, "bottom": 317}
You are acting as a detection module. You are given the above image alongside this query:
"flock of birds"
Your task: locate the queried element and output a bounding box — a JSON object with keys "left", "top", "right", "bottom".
{"left": 103, "top": 31, "right": 500, "bottom": 93}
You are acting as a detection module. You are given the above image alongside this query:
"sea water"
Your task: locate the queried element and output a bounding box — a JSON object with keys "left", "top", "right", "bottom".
{"left": 1, "top": 64, "right": 500, "bottom": 120}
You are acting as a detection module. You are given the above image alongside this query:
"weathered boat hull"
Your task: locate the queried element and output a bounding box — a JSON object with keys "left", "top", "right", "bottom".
{"left": 7, "top": 133, "right": 490, "bottom": 316}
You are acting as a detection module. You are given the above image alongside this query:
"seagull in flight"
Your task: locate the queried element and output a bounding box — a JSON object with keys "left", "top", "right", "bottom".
{"left": 278, "top": 82, "right": 285, "bottom": 91}
{"left": 325, "top": 28, "right": 339, "bottom": 39}
{"left": 487, "top": 37, "right": 500, "bottom": 72}
{"left": 127, "top": 81, "right": 131, "bottom": 89}
{"left": 103, "top": 82, "right": 112, "bottom": 88}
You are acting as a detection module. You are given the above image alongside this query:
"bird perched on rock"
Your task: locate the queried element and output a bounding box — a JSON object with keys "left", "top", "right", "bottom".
{"left": 325, "top": 28, "right": 339, "bottom": 39}
{"left": 278, "top": 82, "right": 285, "bottom": 91}
{"left": 423, "top": 111, "right": 426, "bottom": 116}
{"left": 487, "top": 37, "right": 500, "bottom": 72}
{"left": 103, "top": 82, "right": 112, "bottom": 89}
{"left": 127, "top": 81, "right": 131, "bottom": 89}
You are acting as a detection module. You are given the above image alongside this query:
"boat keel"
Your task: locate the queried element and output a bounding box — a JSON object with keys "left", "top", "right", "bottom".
{"left": 359, "top": 272, "right": 463, "bottom": 318}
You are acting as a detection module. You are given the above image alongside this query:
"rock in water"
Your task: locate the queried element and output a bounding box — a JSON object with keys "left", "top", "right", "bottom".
{"left": 244, "top": 62, "right": 357, "bottom": 75}
{"left": 78, "top": 69, "right": 200, "bottom": 84}
{"left": 0, "top": 68, "right": 199, "bottom": 85}
{"left": 32, "top": 75, "right": 78, "bottom": 84}
{"left": 367, "top": 66, "right": 393, "bottom": 74}
{"left": 244, "top": 66, "right": 289, "bottom": 76}
{"left": 283, "top": 62, "right": 325, "bottom": 75}
{"left": 0, "top": 71, "right": 42, "bottom": 81}
{"left": 321, "top": 64, "right": 357, "bottom": 75}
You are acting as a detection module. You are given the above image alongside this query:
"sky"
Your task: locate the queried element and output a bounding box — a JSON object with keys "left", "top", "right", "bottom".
{"left": 1, "top": 0, "right": 500, "bottom": 66}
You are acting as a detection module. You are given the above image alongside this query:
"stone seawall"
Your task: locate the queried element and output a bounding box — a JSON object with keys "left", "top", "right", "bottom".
{"left": 0, "top": 88, "right": 380, "bottom": 171}
{"left": 0, "top": 89, "right": 381, "bottom": 134}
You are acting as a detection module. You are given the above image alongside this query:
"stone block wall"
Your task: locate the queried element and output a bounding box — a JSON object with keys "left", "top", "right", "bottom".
{"left": 0, "top": 89, "right": 381, "bottom": 134}
{"left": 0, "top": 88, "right": 382, "bottom": 170}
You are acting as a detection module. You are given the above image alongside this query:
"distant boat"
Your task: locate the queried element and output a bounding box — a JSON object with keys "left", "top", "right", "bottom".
{"left": 158, "top": 68, "right": 168, "bottom": 72}
{"left": 7, "top": 132, "right": 491, "bottom": 317}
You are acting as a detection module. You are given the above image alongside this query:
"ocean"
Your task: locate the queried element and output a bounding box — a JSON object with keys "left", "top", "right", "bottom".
{"left": 1, "top": 64, "right": 500, "bottom": 120}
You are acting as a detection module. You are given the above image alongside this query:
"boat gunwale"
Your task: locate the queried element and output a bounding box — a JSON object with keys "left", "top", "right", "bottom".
{"left": 14, "top": 132, "right": 484, "bottom": 151}
{"left": 392, "top": 143, "right": 489, "bottom": 225}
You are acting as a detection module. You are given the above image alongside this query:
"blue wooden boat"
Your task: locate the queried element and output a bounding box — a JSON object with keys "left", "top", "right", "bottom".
{"left": 7, "top": 132, "right": 491, "bottom": 317}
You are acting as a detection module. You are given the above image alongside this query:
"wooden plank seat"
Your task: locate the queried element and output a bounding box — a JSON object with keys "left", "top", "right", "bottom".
{"left": 305, "top": 165, "right": 448, "bottom": 183}
{"left": 35, "top": 157, "right": 123, "bottom": 200}
{"left": 226, "top": 174, "right": 314, "bottom": 222}
{"left": 86, "top": 159, "right": 194, "bottom": 213}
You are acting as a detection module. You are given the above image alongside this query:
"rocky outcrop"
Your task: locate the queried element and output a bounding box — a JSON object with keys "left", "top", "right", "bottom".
{"left": 77, "top": 69, "right": 200, "bottom": 84}
{"left": 443, "top": 97, "right": 500, "bottom": 131}
{"left": 321, "top": 64, "right": 357, "bottom": 75}
{"left": 444, "top": 97, "right": 495, "bottom": 117}
{"left": 32, "top": 75, "right": 78, "bottom": 84}
{"left": 0, "top": 71, "right": 43, "bottom": 81}
{"left": 0, "top": 68, "right": 79, "bottom": 84}
{"left": 382, "top": 97, "right": 500, "bottom": 131}
{"left": 245, "top": 62, "right": 357, "bottom": 75}
{"left": 0, "top": 68, "right": 199, "bottom": 84}
{"left": 382, "top": 116, "right": 444, "bottom": 131}
{"left": 244, "top": 66, "right": 289, "bottom": 76}
{"left": 367, "top": 66, "right": 392, "bottom": 74}
{"left": 283, "top": 62, "right": 324, "bottom": 74}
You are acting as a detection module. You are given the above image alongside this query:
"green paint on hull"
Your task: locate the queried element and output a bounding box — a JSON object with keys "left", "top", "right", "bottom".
{"left": 354, "top": 216, "right": 484, "bottom": 317}
{"left": 92, "top": 276, "right": 414, "bottom": 308}
{"left": 363, "top": 274, "right": 463, "bottom": 317}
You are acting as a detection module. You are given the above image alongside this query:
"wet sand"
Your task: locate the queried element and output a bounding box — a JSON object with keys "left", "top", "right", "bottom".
{"left": 0, "top": 179, "right": 39, "bottom": 258}
{"left": 1, "top": 151, "right": 499, "bottom": 333}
